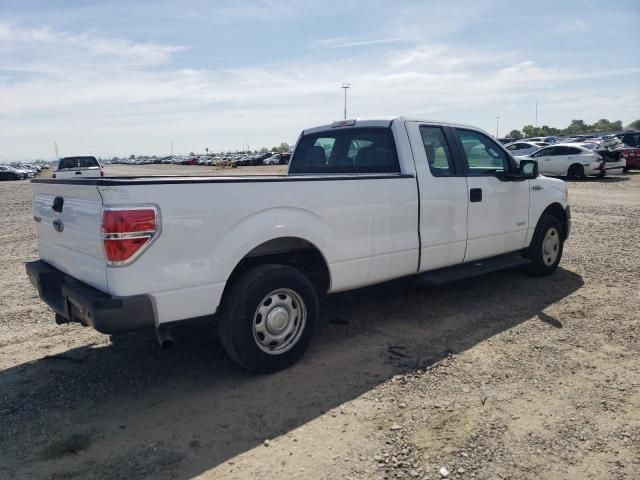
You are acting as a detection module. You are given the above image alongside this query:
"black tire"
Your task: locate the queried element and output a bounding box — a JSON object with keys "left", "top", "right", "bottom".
{"left": 218, "top": 264, "right": 318, "bottom": 373}
{"left": 566, "top": 164, "right": 585, "bottom": 180}
{"left": 623, "top": 166, "right": 630, "bottom": 173}
{"left": 526, "top": 214, "right": 564, "bottom": 277}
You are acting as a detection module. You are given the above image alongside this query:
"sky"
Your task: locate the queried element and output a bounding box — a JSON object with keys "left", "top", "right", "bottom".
{"left": 1, "top": 0, "right": 639, "bottom": 161}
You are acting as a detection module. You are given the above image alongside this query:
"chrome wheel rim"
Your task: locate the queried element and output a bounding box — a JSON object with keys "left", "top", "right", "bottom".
{"left": 542, "top": 227, "right": 560, "bottom": 266}
{"left": 253, "top": 288, "right": 306, "bottom": 355}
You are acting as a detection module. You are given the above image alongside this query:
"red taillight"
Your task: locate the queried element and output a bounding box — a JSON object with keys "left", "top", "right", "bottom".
{"left": 102, "top": 208, "right": 159, "bottom": 264}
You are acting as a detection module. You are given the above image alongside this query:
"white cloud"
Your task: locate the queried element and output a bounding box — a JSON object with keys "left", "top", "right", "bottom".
{"left": 0, "top": 22, "right": 186, "bottom": 67}
{"left": 313, "top": 37, "right": 404, "bottom": 48}
{"left": 556, "top": 18, "right": 589, "bottom": 32}
{"left": 1, "top": 18, "right": 638, "bottom": 160}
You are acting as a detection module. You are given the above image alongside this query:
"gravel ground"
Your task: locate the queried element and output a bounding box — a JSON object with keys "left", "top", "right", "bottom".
{"left": 0, "top": 166, "right": 638, "bottom": 480}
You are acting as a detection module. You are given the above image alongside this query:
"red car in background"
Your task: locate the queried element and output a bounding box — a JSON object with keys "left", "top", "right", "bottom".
{"left": 616, "top": 132, "right": 640, "bottom": 171}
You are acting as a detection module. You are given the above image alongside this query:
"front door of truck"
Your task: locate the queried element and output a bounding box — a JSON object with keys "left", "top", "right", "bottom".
{"left": 452, "top": 128, "right": 530, "bottom": 262}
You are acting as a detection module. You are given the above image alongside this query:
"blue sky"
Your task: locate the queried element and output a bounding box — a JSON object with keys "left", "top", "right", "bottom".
{"left": 1, "top": 0, "right": 639, "bottom": 160}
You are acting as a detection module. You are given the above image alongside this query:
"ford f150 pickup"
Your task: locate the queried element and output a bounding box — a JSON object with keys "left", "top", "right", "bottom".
{"left": 27, "top": 118, "right": 570, "bottom": 373}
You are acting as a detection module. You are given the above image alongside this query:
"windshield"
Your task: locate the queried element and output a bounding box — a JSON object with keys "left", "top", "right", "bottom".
{"left": 58, "top": 156, "right": 100, "bottom": 170}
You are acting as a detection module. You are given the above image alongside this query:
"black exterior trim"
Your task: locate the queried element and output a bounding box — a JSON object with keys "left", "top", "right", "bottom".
{"left": 442, "top": 126, "right": 469, "bottom": 177}
{"left": 25, "top": 260, "right": 155, "bottom": 334}
{"left": 32, "top": 173, "right": 414, "bottom": 186}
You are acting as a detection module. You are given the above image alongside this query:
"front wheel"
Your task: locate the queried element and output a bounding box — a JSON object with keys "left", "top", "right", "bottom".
{"left": 217, "top": 264, "right": 318, "bottom": 373}
{"left": 526, "top": 214, "right": 564, "bottom": 276}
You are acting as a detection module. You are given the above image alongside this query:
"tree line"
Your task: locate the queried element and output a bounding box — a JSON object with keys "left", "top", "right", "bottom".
{"left": 507, "top": 118, "right": 640, "bottom": 140}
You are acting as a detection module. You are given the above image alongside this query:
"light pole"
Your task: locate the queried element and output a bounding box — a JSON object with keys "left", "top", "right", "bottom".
{"left": 341, "top": 83, "right": 351, "bottom": 120}
{"left": 496, "top": 116, "right": 500, "bottom": 138}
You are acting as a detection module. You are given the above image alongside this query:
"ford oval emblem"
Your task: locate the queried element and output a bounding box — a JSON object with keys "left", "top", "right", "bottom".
{"left": 53, "top": 219, "right": 64, "bottom": 233}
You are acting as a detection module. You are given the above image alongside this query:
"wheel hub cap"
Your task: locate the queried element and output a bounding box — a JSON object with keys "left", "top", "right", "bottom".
{"left": 253, "top": 288, "right": 307, "bottom": 355}
{"left": 266, "top": 307, "right": 289, "bottom": 333}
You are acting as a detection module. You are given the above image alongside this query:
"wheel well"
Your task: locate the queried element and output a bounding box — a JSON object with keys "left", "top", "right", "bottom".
{"left": 225, "top": 237, "right": 331, "bottom": 296}
{"left": 542, "top": 203, "right": 568, "bottom": 240}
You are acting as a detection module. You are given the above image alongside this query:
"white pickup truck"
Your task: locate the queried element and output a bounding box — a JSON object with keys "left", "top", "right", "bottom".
{"left": 27, "top": 118, "right": 570, "bottom": 373}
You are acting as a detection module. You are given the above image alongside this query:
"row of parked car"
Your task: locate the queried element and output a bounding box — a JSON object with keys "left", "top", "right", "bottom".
{"left": 108, "top": 151, "right": 291, "bottom": 167}
{"left": 502, "top": 131, "right": 640, "bottom": 179}
{"left": 0, "top": 162, "right": 50, "bottom": 181}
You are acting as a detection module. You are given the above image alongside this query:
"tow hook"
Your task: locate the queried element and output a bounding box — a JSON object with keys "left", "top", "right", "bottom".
{"left": 155, "top": 327, "right": 174, "bottom": 350}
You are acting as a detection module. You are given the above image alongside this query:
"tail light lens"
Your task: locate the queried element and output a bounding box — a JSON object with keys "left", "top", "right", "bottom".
{"left": 101, "top": 207, "right": 160, "bottom": 265}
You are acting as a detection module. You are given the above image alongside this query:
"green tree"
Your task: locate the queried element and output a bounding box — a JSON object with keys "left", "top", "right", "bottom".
{"left": 627, "top": 119, "right": 640, "bottom": 130}
{"left": 279, "top": 142, "right": 290, "bottom": 153}
{"left": 565, "top": 119, "right": 589, "bottom": 134}
{"left": 611, "top": 120, "right": 623, "bottom": 131}
{"left": 508, "top": 129, "right": 523, "bottom": 139}
{"left": 522, "top": 125, "right": 540, "bottom": 137}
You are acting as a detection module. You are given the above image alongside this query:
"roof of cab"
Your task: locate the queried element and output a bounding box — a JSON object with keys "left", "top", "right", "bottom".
{"left": 301, "top": 117, "right": 481, "bottom": 135}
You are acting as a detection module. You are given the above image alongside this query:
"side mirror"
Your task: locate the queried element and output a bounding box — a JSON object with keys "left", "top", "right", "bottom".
{"left": 520, "top": 159, "right": 538, "bottom": 179}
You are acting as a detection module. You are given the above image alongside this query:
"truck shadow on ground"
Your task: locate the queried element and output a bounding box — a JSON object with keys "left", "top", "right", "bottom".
{"left": 0, "top": 267, "right": 583, "bottom": 479}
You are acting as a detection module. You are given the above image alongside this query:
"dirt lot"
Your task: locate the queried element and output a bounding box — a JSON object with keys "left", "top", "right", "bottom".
{"left": 0, "top": 166, "right": 638, "bottom": 480}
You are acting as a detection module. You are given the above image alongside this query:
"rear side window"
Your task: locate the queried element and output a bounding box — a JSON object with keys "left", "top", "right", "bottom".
{"left": 419, "top": 126, "right": 454, "bottom": 176}
{"left": 623, "top": 133, "right": 640, "bottom": 147}
{"left": 58, "top": 156, "right": 99, "bottom": 170}
{"left": 289, "top": 127, "right": 399, "bottom": 174}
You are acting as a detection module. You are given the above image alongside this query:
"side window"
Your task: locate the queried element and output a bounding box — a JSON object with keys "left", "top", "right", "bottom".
{"left": 566, "top": 147, "right": 582, "bottom": 155}
{"left": 419, "top": 126, "right": 455, "bottom": 176}
{"left": 554, "top": 147, "right": 572, "bottom": 156}
{"left": 455, "top": 129, "right": 510, "bottom": 176}
{"left": 532, "top": 147, "right": 554, "bottom": 157}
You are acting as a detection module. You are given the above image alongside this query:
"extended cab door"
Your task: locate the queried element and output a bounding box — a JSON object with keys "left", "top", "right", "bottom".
{"left": 405, "top": 123, "right": 468, "bottom": 271}
{"left": 452, "top": 128, "right": 530, "bottom": 262}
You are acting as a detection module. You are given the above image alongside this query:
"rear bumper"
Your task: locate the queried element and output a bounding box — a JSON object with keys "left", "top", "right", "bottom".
{"left": 25, "top": 260, "right": 155, "bottom": 334}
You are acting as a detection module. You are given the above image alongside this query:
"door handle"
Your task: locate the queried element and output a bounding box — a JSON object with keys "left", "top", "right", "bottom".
{"left": 75, "top": 171, "right": 82, "bottom": 175}
{"left": 470, "top": 188, "right": 482, "bottom": 202}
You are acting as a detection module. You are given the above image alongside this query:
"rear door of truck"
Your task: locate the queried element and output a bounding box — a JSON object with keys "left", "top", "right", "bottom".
{"left": 32, "top": 180, "right": 107, "bottom": 291}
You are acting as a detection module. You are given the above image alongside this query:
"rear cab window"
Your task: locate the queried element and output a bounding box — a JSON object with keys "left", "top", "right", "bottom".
{"left": 289, "top": 127, "right": 399, "bottom": 174}
{"left": 58, "top": 156, "right": 100, "bottom": 170}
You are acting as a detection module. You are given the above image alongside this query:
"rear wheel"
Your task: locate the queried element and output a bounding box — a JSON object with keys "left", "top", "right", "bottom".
{"left": 526, "top": 214, "right": 564, "bottom": 276}
{"left": 218, "top": 264, "right": 318, "bottom": 373}
{"left": 567, "top": 164, "right": 585, "bottom": 180}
